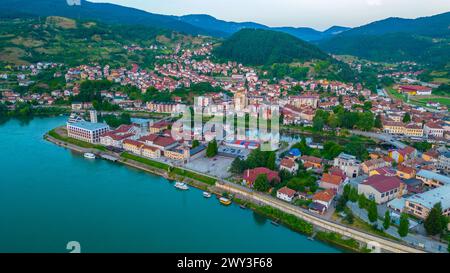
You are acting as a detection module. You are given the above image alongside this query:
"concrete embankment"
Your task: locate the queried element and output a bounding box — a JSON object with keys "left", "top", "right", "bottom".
{"left": 216, "top": 182, "right": 426, "bottom": 254}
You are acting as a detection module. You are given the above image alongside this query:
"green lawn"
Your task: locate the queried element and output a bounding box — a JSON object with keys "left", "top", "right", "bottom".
{"left": 171, "top": 168, "right": 217, "bottom": 185}
{"left": 121, "top": 152, "right": 170, "bottom": 170}
{"left": 410, "top": 97, "right": 450, "bottom": 108}
{"left": 386, "top": 87, "right": 407, "bottom": 102}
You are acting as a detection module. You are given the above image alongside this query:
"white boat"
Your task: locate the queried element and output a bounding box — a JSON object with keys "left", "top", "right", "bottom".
{"left": 174, "top": 182, "right": 189, "bottom": 190}
{"left": 83, "top": 153, "right": 96, "bottom": 159}
{"left": 203, "top": 192, "right": 212, "bottom": 198}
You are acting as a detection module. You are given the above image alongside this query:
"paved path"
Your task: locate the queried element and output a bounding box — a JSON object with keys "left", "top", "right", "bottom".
{"left": 216, "top": 181, "right": 426, "bottom": 253}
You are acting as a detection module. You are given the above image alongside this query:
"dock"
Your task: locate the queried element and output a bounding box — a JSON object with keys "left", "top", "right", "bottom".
{"left": 100, "top": 154, "right": 119, "bottom": 162}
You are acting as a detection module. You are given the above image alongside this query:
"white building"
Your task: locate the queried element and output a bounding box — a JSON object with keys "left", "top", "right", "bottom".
{"left": 334, "top": 153, "right": 360, "bottom": 178}
{"left": 276, "top": 187, "right": 296, "bottom": 203}
{"left": 424, "top": 122, "right": 444, "bottom": 138}
{"left": 67, "top": 121, "right": 110, "bottom": 143}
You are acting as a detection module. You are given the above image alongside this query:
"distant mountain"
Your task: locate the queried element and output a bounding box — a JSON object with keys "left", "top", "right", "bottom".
{"left": 338, "top": 12, "right": 450, "bottom": 38}
{"left": 0, "top": 0, "right": 222, "bottom": 36}
{"left": 318, "top": 12, "right": 450, "bottom": 67}
{"left": 179, "top": 14, "right": 350, "bottom": 41}
{"left": 0, "top": 0, "right": 351, "bottom": 40}
{"left": 179, "top": 14, "right": 266, "bottom": 36}
{"left": 213, "top": 29, "right": 330, "bottom": 66}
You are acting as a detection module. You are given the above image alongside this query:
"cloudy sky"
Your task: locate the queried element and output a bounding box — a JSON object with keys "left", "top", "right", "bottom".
{"left": 89, "top": 0, "right": 450, "bottom": 30}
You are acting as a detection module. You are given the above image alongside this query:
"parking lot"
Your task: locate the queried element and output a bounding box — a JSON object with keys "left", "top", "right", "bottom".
{"left": 185, "top": 156, "right": 234, "bottom": 179}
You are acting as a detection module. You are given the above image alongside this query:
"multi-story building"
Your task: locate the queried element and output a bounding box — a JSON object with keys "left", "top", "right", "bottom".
{"left": 361, "top": 158, "right": 391, "bottom": 174}
{"left": 404, "top": 185, "right": 450, "bottom": 219}
{"left": 437, "top": 152, "right": 450, "bottom": 174}
{"left": 416, "top": 169, "right": 450, "bottom": 188}
{"left": 358, "top": 175, "right": 406, "bottom": 204}
{"left": 334, "top": 153, "right": 360, "bottom": 178}
{"left": 67, "top": 121, "right": 110, "bottom": 144}
{"left": 123, "top": 139, "right": 145, "bottom": 155}
{"left": 424, "top": 122, "right": 444, "bottom": 138}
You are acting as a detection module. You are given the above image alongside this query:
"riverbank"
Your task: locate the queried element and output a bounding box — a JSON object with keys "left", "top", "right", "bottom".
{"left": 44, "top": 127, "right": 424, "bottom": 253}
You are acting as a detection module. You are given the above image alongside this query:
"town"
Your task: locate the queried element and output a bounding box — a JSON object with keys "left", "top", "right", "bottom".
{"left": 1, "top": 34, "right": 450, "bottom": 254}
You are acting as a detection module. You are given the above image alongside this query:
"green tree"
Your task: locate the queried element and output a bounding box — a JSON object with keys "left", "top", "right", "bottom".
{"left": 229, "top": 157, "right": 246, "bottom": 174}
{"left": 266, "top": 152, "right": 276, "bottom": 170}
{"left": 383, "top": 211, "right": 391, "bottom": 230}
{"left": 358, "top": 194, "right": 368, "bottom": 209}
{"left": 368, "top": 201, "right": 378, "bottom": 223}
{"left": 349, "top": 187, "right": 359, "bottom": 203}
{"left": 192, "top": 140, "right": 200, "bottom": 149}
{"left": 254, "top": 174, "right": 270, "bottom": 192}
{"left": 403, "top": 113, "right": 411, "bottom": 123}
{"left": 206, "top": 139, "right": 218, "bottom": 158}
{"left": 356, "top": 111, "right": 374, "bottom": 131}
{"left": 374, "top": 114, "right": 383, "bottom": 129}
{"left": 424, "top": 202, "right": 448, "bottom": 236}
{"left": 398, "top": 213, "right": 410, "bottom": 237}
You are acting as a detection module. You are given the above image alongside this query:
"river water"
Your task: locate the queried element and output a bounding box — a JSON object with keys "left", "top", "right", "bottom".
{"left": 0, "top": 117, "right": 340, "bottom": 253}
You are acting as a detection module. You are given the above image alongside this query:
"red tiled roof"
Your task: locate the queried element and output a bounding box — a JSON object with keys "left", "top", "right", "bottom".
{"left": 321, "top": 173, "right": 343, "bottom": 186}
{"left": 301, "top": 155, "right": 322, "bottom": 164}
{"left": 362, "top": 175, "right": 403, "bottom": 193}
{"left": 313, "top": 189, "right": 336, "bottom": 203}
{"left": 123, "top": 139, "right": 144, "bottom": 147}
{"left": 243, "top": 167, "right": 280, "bottom": 185}
{"left": 278, "top": 187, "right": 296, "bottom": 197}
{"left": 399, "top": 85, "right": 431, "bottom": 91}
{"left": 281, "top": 158, "right": 296, "bottom": 168}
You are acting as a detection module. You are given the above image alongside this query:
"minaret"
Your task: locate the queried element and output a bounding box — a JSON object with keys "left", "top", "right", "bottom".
{"left": 89, "top": 110, "right": 98, "bottom": 123}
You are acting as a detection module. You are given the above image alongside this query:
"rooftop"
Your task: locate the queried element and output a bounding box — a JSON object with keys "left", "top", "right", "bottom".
{"left": 407, "top": 185, "right": 450, "bottom": 210}
{"left": 69, "top": 121, "right": 109, "bottom": 131}
{"left": 417, "top": 170, "right": 450, "bottom": 185}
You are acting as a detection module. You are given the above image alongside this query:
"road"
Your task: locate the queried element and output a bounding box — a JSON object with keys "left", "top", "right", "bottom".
{"left": 216, "top": 181, "right": 426, "bottom": 253}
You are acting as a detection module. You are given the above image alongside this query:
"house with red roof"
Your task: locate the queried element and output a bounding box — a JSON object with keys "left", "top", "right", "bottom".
{"left": 358, "top": 175, "right": 406, "bottom": 204}
{"left": 276, "top": 187, "right": 297, "bottom": 203}
{"left": 100, "top": 124, "right": 139, "bottom": 148}
{"left": 139, "top": 134, "right": 178, "bottom": 151}
{"left": 310, "top": 189, "right": 336, "bottom": 214}
{"left": 319, "top": 173, "right": 344, "bottom": 193}
{"left": 242, "top": 167, "right": 280, "bottom": 188}
{"left": 389, "top": 146, "right": 417, "bottom": 163}
{"left": 280, "top": 157, "right": 299, "bottom": 173}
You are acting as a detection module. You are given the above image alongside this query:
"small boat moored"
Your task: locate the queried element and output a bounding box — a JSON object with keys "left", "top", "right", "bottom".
{"left": 83, "top": 153, "right": 96, "bottom": 159}
{"left": 271, "top": 220, "right": 280, "bottom": 226}
{"left": 219, "top": 197, "right": 232, "bottom": 206}
{"left": 203, "top": 192, "right": 212, "bottom": 198}
{"left": 174, "top": 182, "right": 189, "bottom": 190}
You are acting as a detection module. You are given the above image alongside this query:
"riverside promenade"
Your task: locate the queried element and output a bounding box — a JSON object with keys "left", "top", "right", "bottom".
{"left": 44, "top": 130, "right": 426, "bottom": 253}
{"left": 216, "top": 181, "right": 426, "bottom": 253}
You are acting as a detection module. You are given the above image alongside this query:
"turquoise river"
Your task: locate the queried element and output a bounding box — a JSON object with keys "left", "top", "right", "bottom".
{"left": 0, "top": 117, "right": 340, "bottom": 253}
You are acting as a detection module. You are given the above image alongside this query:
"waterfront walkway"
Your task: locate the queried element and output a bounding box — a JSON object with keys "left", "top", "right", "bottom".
{"left": 216, "top": 181, "right": 426, "bottom": 253}
{"left": 45, "top": 131, "right": 426, "bottom": 253}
